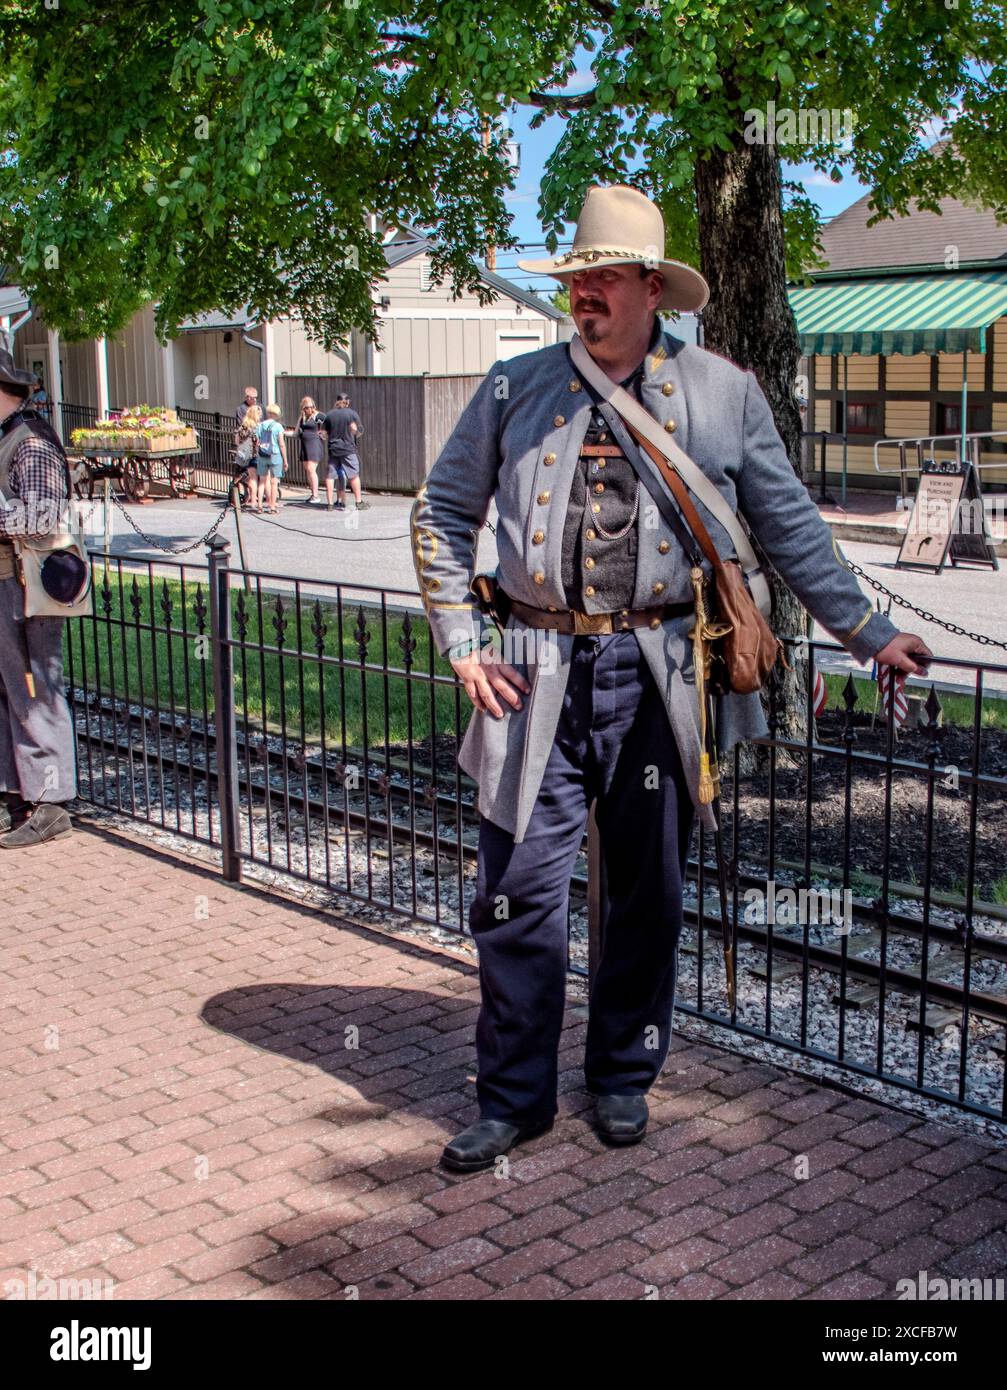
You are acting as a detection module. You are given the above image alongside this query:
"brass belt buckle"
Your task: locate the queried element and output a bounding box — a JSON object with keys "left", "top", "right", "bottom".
{"left": 571, "top": 609, "right": 612, "bottom": 635}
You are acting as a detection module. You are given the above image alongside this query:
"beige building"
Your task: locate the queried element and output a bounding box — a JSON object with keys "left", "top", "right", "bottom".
{"left": 1, "top": 224, "right": 567, "bottom": 430}
{"left": 790, "top": 183, "right": 1007, "bottom": 492}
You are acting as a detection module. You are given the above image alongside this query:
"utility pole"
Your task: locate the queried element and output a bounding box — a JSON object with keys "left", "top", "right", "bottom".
{"left": 482, "top": 120, "right": 496, "bottom": 271}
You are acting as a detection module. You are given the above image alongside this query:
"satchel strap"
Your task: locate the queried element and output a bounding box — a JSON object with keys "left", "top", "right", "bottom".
{"left": 627, "top": 423, "right": 723, "bottom": 574}
{"left": 569, "top": 334, "right": 771, "bottom": 618}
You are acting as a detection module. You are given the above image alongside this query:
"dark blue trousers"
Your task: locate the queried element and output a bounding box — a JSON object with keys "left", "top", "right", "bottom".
{"left": 469, "top": 630, "right": 695, "bottom": 1125}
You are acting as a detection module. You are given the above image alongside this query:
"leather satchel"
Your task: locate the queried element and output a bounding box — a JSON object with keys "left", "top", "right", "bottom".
{"left": 13, "top": 531, "right": 92, "bottom": 619}
{"left": 0, "top": 422, "right": 92, "bottom": 618}
{"left": 568, "top": 335, "right": 781, "bottom": 696}
{"left": 628, "top": 424, "right": 781, "bottom": 695}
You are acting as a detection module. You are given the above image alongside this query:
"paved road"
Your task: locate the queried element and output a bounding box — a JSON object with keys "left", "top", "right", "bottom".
{"left": 93, "top": 489, "right": 497, "bottom": 608}
{"left": 92, "top": 489, "right": 1006, "bottom": 687}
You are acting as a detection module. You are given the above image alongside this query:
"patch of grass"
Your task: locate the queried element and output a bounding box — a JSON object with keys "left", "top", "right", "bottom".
{"left": 989, "top": 875, "right": 1007, "bottom": 906}
{"left": 821, "top": 672, "right": 1007, "bottom": 729}
{"left": 65, "top": 572, "right": 461, "bottom": 751}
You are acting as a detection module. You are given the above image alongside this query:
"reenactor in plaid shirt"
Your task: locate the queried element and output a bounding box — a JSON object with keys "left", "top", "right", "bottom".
{"left": 0, "top": 348, "right": 75, "bottom": 847}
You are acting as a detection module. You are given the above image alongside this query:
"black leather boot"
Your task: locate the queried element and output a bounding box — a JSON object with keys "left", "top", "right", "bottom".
{"left": 440, "top": 1117, "right": 553, "bottom": 1173}
{"left": 593, "top": 1094, "right": 648, "bottom": 1145}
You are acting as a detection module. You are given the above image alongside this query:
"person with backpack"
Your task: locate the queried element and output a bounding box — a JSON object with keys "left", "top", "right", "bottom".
{"left": 234, "top": 404, "right": 262, "bottom": 509}
{"left": 255, "top": 403, "right": 287, "bottom": 514}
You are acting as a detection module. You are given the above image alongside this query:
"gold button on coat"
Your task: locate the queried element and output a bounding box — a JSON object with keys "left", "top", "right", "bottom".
{"left": 593, "top": 482, "right": 605, "bottom": 493}
{"left": 533, "top": 570, "right": 545, "bottom": 584}
{"left": 664, "top": 419, "right": 677, "bottom": 433}
{"left": 544, "top": 452, "right": 556, "bottom": 465}
{"left": 585, "top": 529, "right": 596, "bottom": 540}
{"left": 584, "top": 557, "right": 596, "bottom": 569}
{"left": 585, "top": 585, "right": 596, "bottom": 596}
{"left": 662, "top": 382, "right": 675, "bottom": 396}
{"left": 569, "top": 380, "right": 581, "bottom": 392}
{"left": 537, "top": 491, "right": 550, "bottom": 504}
{"left": 652, "top": 581, "right": 665, "bottom": 594}
{"left": 554, "top": 415, "right": 565, "bottom": 427}
{"left": 658, "top": 540, "right": 670, "bottom": 553}
{"left": 649, "top": 616, "right": 661, "bottom": 628}
{"left": 592, "top": 503, "right": 601, "bottom": 513}
{"left": 532, "top": 529, "right": 545, "bottom": 544}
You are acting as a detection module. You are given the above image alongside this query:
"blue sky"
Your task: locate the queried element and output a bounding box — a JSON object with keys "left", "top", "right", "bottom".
{"left": 488, "top": 102, "right": 885, "bottom": 298}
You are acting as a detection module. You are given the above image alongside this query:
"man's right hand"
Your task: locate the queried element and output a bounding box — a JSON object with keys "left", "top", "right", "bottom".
{"left": 450, "top": 650, "right": 531, "bottom": 717}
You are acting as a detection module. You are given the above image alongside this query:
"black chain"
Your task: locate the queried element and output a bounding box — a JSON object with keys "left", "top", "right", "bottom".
{"left": 845, "top": 559, "right": 1007, "bottom": 652}
{"left": 108, "top": 492, "right": 233, "bottom": 555}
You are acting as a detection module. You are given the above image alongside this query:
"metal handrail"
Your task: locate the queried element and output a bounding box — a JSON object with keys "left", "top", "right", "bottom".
{"left": 873, "top": 429, "right": 1007, "bottom": 501}
{"left": 874, "top": 429, "right": 1007, "bottom": 472}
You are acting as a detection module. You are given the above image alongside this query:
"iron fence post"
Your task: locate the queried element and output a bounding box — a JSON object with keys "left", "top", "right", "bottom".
{"left": 207, "top": 533, "right": 242, "bottom": 881}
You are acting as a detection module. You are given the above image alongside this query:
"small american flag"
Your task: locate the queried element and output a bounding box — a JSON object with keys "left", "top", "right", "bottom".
{"left": 812, "top": 668, "right": 827, "bottom": 719}
{"left": 876, "top": 663, "right": 909, "bottom": 729}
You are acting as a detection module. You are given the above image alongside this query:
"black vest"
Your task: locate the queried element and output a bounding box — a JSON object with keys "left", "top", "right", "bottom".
{"left": 560, "top": 363, "right": 646, "bottom": 612}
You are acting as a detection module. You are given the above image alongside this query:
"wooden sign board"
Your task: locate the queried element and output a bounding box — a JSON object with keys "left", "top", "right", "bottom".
{"left": 896, "top": 461, "right": 998, "bottom": 573}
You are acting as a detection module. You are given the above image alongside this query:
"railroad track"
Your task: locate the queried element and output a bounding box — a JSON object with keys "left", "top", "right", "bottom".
{"left": 71, "top": 691, "right": 1007, "bottom": 1032}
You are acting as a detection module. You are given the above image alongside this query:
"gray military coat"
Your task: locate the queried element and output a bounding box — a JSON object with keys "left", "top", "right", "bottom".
{"left": 410, "top": 329, "right": 898, "bottom": 842}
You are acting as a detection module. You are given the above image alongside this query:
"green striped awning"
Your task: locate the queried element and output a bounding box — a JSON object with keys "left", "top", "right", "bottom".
{"left": 788, "top": 270, "right": 1007, "bottom": 357}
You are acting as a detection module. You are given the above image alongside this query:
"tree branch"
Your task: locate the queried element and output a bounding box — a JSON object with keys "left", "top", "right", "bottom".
{"left": 377, "top": 30, "right": 428, "bottom": 46}
{"left": 525, "top": 88, "right": 598, "bottom": 109}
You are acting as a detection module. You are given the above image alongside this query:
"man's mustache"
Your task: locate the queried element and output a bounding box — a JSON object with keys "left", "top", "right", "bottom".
{"left": 575, "top": 300, "right": 608, "bottom": 314}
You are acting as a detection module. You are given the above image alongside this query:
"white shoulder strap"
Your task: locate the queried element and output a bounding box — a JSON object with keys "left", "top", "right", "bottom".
{"left": 569, "top": 334, "right": 771, "bottom": 618}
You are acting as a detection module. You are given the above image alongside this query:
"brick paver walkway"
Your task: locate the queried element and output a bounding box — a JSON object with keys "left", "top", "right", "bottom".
{"left": 2, "top": 822, "right": 1006, "bottom": 1300}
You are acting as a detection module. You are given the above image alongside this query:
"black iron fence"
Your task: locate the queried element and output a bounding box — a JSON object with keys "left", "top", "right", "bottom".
{"left": 67, "top": 540, "right": 1007, "bottom": 1120}
{"left": 60, "top": 401, "right": 99, "bottom": 438}
{"left": 174, "top": 407, "right": 311, "bottom": 491}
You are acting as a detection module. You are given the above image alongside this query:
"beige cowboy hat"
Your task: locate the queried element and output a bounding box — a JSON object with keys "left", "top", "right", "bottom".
{"left": 518, "top": 184, "right": 709, "bottom": 313}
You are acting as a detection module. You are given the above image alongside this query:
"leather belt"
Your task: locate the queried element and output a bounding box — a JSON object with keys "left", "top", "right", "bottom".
{"left": 580, "top": 444, "right": 623, "bottom": 457}
{"left": 508, "top": 595, "right": 693, "bottom": 634}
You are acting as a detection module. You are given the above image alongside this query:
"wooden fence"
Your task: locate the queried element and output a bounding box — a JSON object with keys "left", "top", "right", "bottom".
{"left": 276, "top": 375, "right": 484, "bottom": 493}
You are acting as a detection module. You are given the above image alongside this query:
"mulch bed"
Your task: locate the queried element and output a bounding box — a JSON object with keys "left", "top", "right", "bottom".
{"left": 727, "top": 712, "right": 1007, "bottom": 901}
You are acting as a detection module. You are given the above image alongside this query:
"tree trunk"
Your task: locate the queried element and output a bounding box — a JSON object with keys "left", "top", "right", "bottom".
{"left": 694, "top": 137, "right": 808, "bottom": 748}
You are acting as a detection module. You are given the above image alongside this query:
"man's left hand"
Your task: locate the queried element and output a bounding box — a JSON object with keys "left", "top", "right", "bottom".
{"left": 874, "top": 632, "right": 933, "bottom": 675}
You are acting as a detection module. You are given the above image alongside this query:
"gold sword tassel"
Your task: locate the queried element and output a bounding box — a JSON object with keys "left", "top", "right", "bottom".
{"left": 689, "top": 564, "right": 737, "bottom": 1013}
{"left": 689, "top": 565, "right": 730, "bottom": 805}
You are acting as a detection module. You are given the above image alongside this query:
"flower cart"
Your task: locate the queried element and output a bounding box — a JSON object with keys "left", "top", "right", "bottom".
{"left": 70, "top": 407, "right": 201, "bottom": 502}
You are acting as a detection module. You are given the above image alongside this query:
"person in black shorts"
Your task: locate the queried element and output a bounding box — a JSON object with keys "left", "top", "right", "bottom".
{"left": 321, "top": 393, "right": 370, "bottom": 511}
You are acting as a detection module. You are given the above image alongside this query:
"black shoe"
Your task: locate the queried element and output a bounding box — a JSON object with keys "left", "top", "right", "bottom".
{"left": 440, "top": 1116, "right": 553, "bottom": 1173}
{"left": 593, "top": 1094, "right": 648, "bottom": 1146}
{"left": 0, "top": 803, "right": 72, "bottom": 849}
{"left": 0, "top": 794, "right": 31, "bottom": 834}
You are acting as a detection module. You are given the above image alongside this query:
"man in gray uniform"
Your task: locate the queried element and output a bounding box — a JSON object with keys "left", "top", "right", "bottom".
{"left": 0, "top": 350, "right": 76, "bottom": 847}
{"left": 411, "top": 185, "right": 930, "bottom": 1172}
